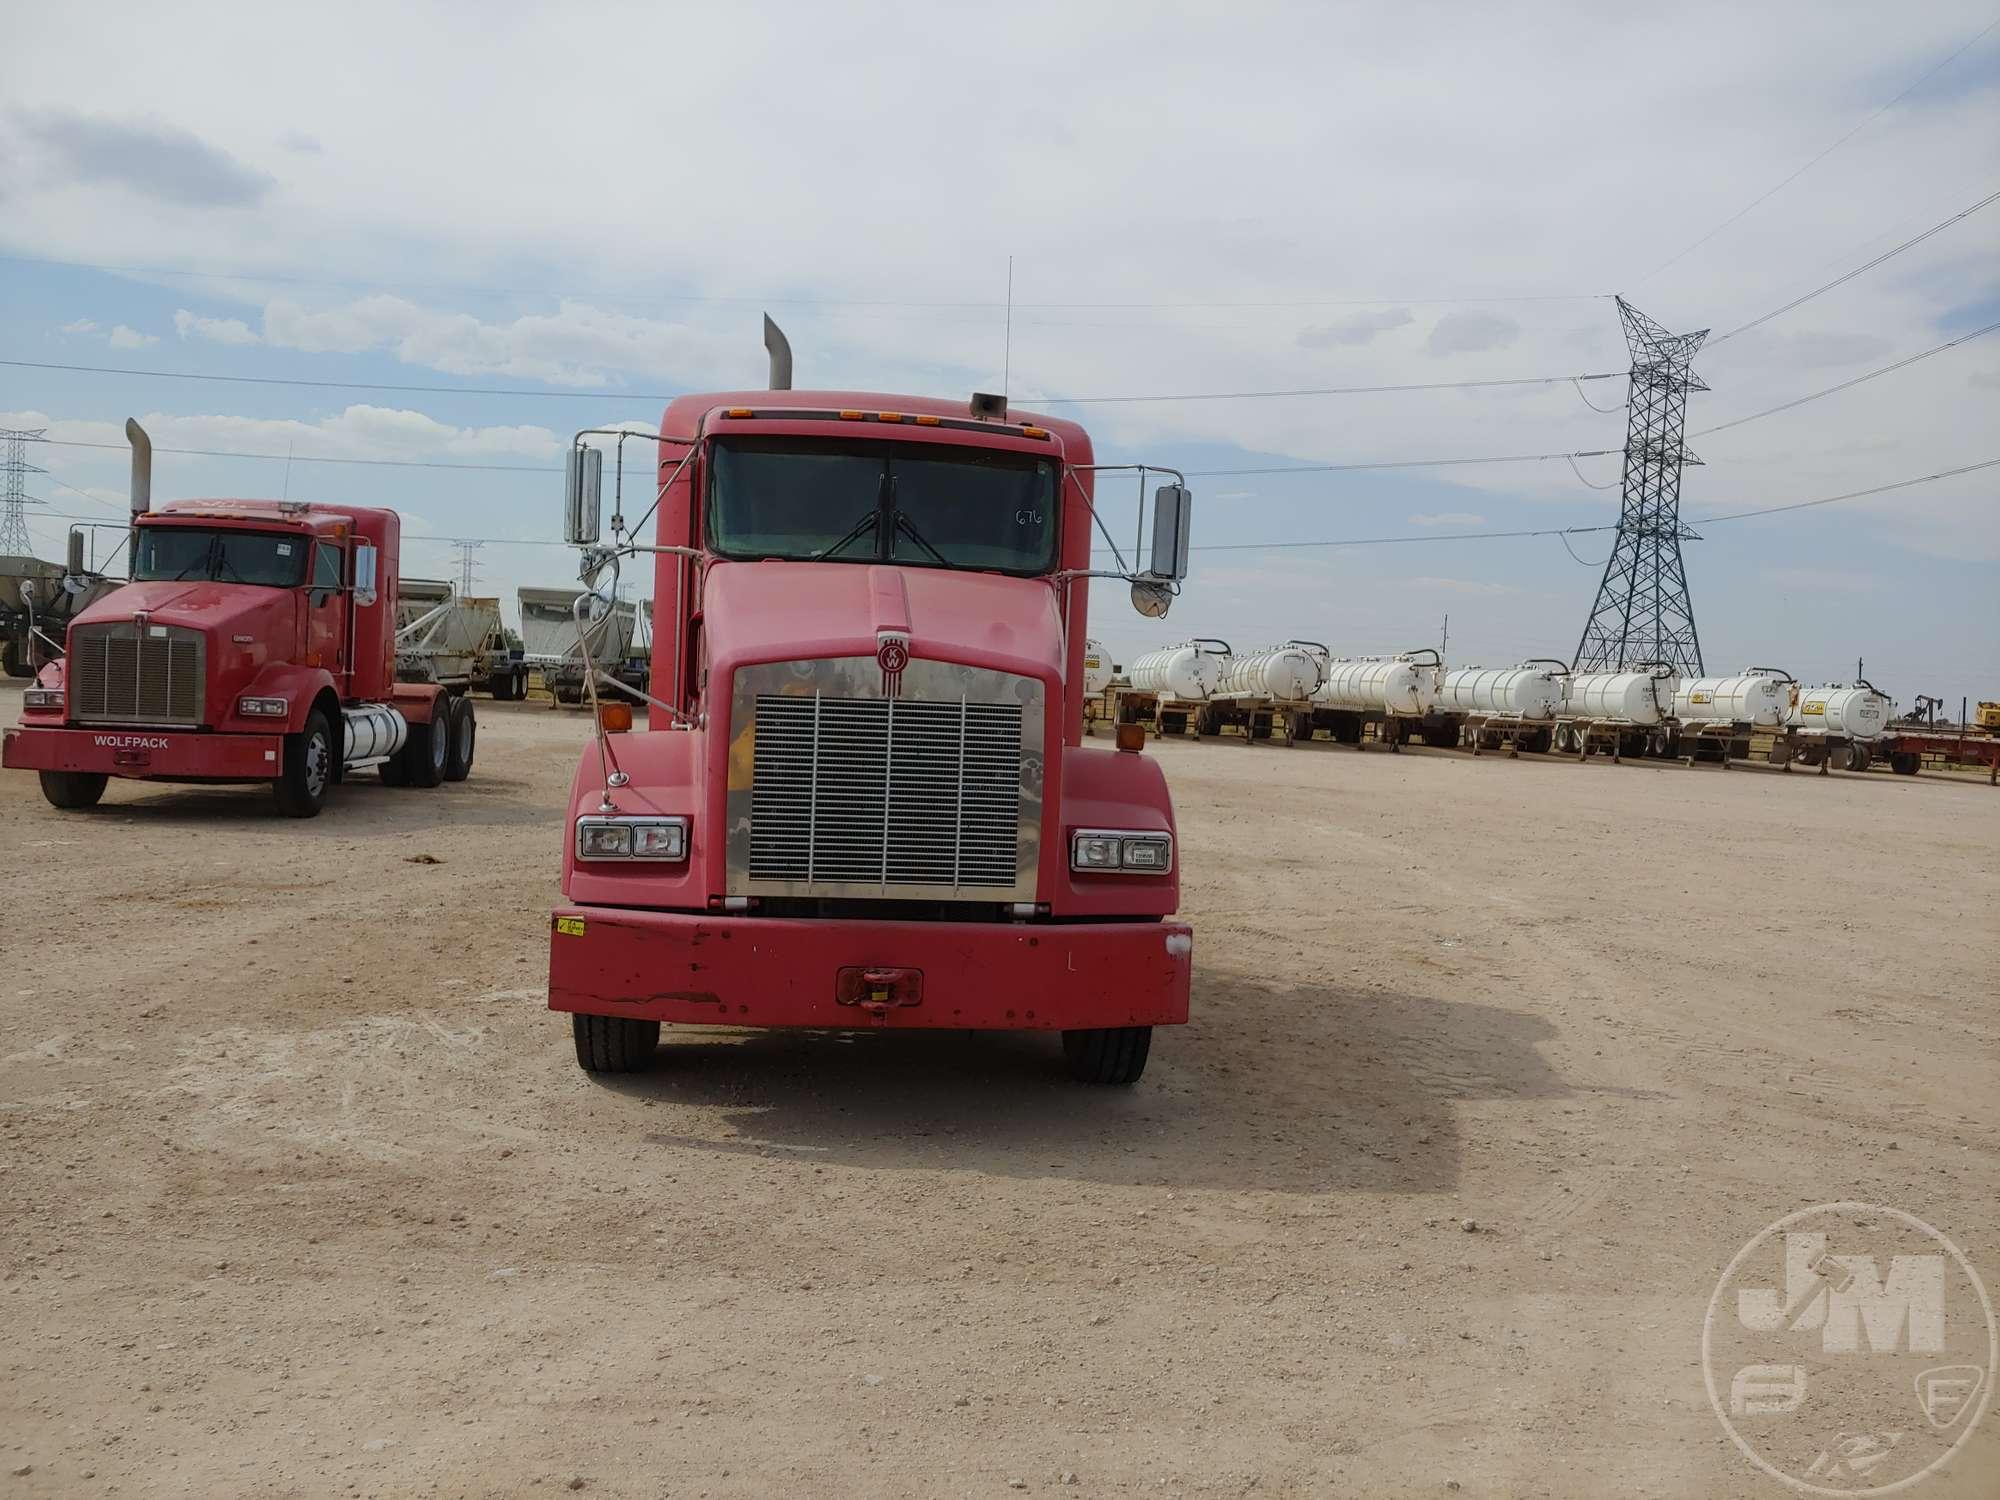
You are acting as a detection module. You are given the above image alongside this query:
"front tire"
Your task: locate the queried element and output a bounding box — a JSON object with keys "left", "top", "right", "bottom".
{"left": 572, "top": 1014, "right": 660, "bottom": 1074}
{"left": 39, "top": 770, "right": 108, "bottom": 809}
{"left": 273, "top": 710, "right": 334, "bottom": 818}
{"left": 1062, "top": 1026, "right": 1152, "bottom": 1085}
{"left": 444, "top": 695, "right": 476, "bottom": 782}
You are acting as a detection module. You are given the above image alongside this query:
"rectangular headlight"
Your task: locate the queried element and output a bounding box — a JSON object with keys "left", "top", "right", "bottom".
{"left": 238, "top": 696, "right": 289, "bottom": 717}
{"left": 1071, "top": 829, "right": 1173, "bottom": 875}
{"left": 576, "top": 815, "right": 689, "bottom": 862}
{"left": 24, "top": 688, "right": 63, "bottom": 710}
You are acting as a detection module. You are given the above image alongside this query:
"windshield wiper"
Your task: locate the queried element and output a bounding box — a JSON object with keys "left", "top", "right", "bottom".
{"left": 891, "top": 511, "right": 963, "bottom": 570}
{"left": 812, "top": 509, "right": 880, "bottom": 561}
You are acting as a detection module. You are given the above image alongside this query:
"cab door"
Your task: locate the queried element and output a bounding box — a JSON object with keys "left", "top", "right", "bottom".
{"left": 306, "top": 540, "right": 348, "bottom": 684}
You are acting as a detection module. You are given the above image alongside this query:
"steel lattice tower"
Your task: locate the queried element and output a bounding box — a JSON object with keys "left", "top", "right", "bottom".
{"left": 1572, "top": 299, "right": 1707, "bottom": 676}
{"left": 0, "top": 428, "right": 47, "bottom": 556}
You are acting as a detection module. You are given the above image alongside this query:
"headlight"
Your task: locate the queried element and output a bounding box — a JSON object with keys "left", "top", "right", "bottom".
{"left": 1070, "top": 829, "right": 1173, "bottom": 874}
{"left": 239, "top": 696, "right": 290, "bottom": 717}
{"left": 576, "top": 815, "right": 689, "bottom": 862}
{"left": 24, "top": 688, "right": 64, "bottom": 710}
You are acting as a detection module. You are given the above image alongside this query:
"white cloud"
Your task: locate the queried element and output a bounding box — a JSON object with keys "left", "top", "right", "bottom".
{"left": 1425, "top": 311, "right": 1520, "bottom": 357}
{"left": 174, "top": 308, "right": 260, "bottom": 345}
{"left": 59, "top": 318, "right": 99, "bottom": 336}
{"left": 2, "top": 404, "right": 563, "bottom": 468}
{"left": 106, "top": 324, "right": 157, "bottom": 348}
{"left": 1297, "top": 307, "right": 1412, "bottom": 349}
{"left": 1408, "top": 511, "right": 1487, "bottom": 528}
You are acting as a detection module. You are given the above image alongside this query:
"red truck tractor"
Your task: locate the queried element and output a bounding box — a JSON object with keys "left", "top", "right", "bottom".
{"left": 545, "top": 330, "right": 1197, "bottom": 1085}
{"left": 2, "top": 421, "right": 471, "bottom": 816}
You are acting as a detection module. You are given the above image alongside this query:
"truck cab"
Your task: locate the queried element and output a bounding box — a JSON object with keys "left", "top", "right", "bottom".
{"left": 547, "top": 385, "right": 1195, "bottom": 1085}
{"left": 4, "top": 446, "right": 468, "bottom": 817}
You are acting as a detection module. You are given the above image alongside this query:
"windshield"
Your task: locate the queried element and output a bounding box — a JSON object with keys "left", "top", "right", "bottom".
{"left": 133, "top": 527, "right": 311, "bottom": 587}
{"left": 706, "top": 437, "right": 1059, "bottom": 575}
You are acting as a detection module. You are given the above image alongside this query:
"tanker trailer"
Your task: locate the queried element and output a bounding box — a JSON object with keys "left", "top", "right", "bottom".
{"left": 1777, "top": 678, "right": 1891, "bottom": 774}
{"left": 1551, "top": 663, "right": 1678, "bottom": 762}
{"left": 1119, "top": 639, "right": 1230, "bottom": 737}
{"left": 1669, "top": 667, "right": 1794, "bottom": 767}
{"left": 1436, "top": 659, "right": 1570, "bottom": 755}
{"left": 395, "top": 579, "right": 529, "bottom": 700}
{"left": 1309, "top": 649, "right": 1440, "bottom": 750}
{"left": 1080, "top": 636, "right": 1115, "bottom": 734}
{"left": 1205, "top": 640, "right": 1328, "bottom": 744}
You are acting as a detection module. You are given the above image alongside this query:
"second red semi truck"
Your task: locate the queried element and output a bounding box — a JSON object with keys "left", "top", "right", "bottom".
{"left": 546, "top": 332, "right": 1196, "bottom": 1085}
{"left": 2, "top": 422, "right": 471, "bottom": 816}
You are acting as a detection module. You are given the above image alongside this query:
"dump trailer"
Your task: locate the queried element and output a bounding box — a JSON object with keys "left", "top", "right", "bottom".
{"left": 395, "top": 578, "right": 528, "bottom": 699}
{"left": 545, "top": 350, "right": 1197, "bottom": 1086}
{"left": 519, "top": 585, "right": 637, "bottom": 703}
{"left": 3, "top": 422, "right": 471, "bottom": 817}
{"left": 1, "top": 548, "right": 118, "bottom": 677}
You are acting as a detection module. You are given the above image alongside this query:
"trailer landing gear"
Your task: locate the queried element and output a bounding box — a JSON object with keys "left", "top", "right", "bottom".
{"left": 1062, "top": 1025, "right": 1152, "bottom": 1085}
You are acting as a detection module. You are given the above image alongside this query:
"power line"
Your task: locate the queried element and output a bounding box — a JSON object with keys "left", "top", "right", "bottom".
{"left": 1040, "top": 372, "right": 1623, "bottom": 404}
{"left": 35, "top": 435, "right": 555, "bottom": 473}
{"left": 38, "top": 455, "right": 1988, "bottom": 558}
{"left": 0, "top": 355, "right": 1628, "bottom": 409}
{"left": 1693, "top": 319, "right": 2000, "bottom": 437}
{"left": 0, "top": 249, "right": 1610, "bottom": 312}
{"left": 1640, "top": 15, "right": 2000, "bottom": 284}
{"left": 1178, "top": 446, "right": 1624, "bottom": 479}
{"left": 1708, "top": 186, "right": 2000, "bottom": 346}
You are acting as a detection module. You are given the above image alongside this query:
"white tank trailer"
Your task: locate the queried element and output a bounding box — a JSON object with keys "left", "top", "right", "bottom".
{"left": 1675, "top": 669, "right": 1794, "bottom": 727}
{"left": 1217, "top": 643, "right": 1324, "bottom": 702}
{"left": 1563, "top": 668, "right": 1678, "bottom": 726}
{"left": 1772, "top": 678, "right": 1893, "bottom": 774}
{"left": 1118, "top": 639, "right": 1231, "bottom": 737}
{"left": 1126, "top": 641, "right": 1227, "bottom": 702}
{"left": 1434, "top": 659, "right": 1571, "bottom": 755}
{"left": 1301, "top": 649, "right": 1442, "bottom": 750}
{"left": 1081, "top": 637, "right": 1114, "bottom": 699}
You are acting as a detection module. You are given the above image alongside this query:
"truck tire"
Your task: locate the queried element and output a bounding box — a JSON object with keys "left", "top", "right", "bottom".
{"left": 1, "top": 637, "right": 30, "bottom": 678}
{"left": 399, "top": 704, "right": 450, "bottom": 788}
{"left": 1890, "top": 750, "right": 1919, "bottom": 776}
{"left": 38, "top": 770, "right": 108, "bottom": 810}
{"left": 1061, "top": 1026, "right": 1152, "bottom": 1086}
{"left": 444, "top": 695, "right": 476, "bottom": 782}
{"left": 572, "top": 1014, "right": 659, "bottom": 1073}
{"left": 273, "top": 710, "right": 335, "bottom": 818}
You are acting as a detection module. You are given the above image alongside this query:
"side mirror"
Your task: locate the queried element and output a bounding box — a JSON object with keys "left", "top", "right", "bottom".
{"left": 565, "top": 448, "right": 603, "bottom": 545}
{"left": 353, "top": 541, "right": 379, "bottom": 607}
{"left": 1148, "top": 483, "right": 1192, "bottom": 581}
{"left": 1130, "top": 579, "right": 1173, "bottom": 618}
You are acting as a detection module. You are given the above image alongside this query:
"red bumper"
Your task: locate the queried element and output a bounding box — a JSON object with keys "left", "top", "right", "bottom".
{"left": 547, "top": 905, "right": 1193, "bottom": 1030}
{"left": 3, "top": 724, "right": 284, "bottom": 780}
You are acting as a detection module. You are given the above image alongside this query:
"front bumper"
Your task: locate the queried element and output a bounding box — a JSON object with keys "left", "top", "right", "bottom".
{"left": 3, "top": 724, "right": 284, "bottom": 780}
{"left": 547, "top": 905, "right": 1193, "bottom": 1030}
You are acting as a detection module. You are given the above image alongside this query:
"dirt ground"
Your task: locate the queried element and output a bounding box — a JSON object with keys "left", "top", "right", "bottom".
{"left": 2, "top": 679, "right": 1995, "bottom": 1498}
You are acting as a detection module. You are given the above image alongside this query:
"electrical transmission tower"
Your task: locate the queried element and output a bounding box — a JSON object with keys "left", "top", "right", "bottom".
{"left": 1, "top": 428, "right": 49, "bottom": 556}
{"left": 1572, "top": 298, "right": 1708, "bottom": 677}
{"left": 452, "top": 539, "right": 484, "bottom": 596}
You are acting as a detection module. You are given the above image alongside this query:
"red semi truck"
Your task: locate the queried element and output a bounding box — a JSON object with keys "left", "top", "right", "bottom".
{"left": 2, "top": 422, "right": 471, "bottom": 816}
{"left": 546, "top": 344, "right": 1195, "bottom": 1085}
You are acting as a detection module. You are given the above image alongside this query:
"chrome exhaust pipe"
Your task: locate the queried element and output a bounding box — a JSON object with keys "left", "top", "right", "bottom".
{"left": 763, "top": 313, "right": 792, "bottom": 391}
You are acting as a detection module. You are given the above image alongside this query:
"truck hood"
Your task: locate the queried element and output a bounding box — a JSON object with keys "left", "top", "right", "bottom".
{"left": 72, "top": 579, "right": 297, "bottom": 639}
{"left": 701, "top": 561, "right": 1066, "bottom": 685}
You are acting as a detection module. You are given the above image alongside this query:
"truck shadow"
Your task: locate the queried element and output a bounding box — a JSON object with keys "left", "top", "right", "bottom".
{"left": 87, "top": 775, "right": 554, "bottom": 831}
{"left": 617, "top": 973, "right": 1569, "bottom": 1194}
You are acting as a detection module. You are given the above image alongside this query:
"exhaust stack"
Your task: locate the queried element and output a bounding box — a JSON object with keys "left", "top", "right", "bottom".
{"left": 126, "top": 419, "right": 152, "bottom": 515}
{"left": 763, "top": 313, "right": 792, "bottom": 391}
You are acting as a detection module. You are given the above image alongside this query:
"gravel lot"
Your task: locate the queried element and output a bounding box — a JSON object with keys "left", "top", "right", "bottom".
{"left": 3, "top": 679, "right": 1995, "bottom": 1497}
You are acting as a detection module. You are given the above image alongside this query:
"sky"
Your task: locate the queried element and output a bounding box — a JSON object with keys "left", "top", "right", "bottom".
{"left": 1, "top": 1, "right": 1995, "bottom": 707}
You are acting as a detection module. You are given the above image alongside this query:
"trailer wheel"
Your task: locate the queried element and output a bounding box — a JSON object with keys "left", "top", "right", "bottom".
{"left": 398, "top": 703, "right": 449, "bottom": 788}
{"left": 273, "top": 711, "right": 334, "bottom": 818}
{"left": 38, "top": 770, "right": 108, "bottom": 810}
{"left": 1, "top": 637, "right": 30, "bottom": 678}
{"left": 444, "top": 695, "right": 476, "bottom": 782}
{"left": 1890, "top": 750, "right": 1919, "bottom": 776}
{"left": 1061, "top": 1026, "right": 1152, "bottom": 1086}
{"left": 572, "top": 1014, "right": 659, "bottom": 1074}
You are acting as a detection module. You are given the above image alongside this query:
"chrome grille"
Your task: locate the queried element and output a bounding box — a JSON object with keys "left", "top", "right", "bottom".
{"left": 750, "top": 693, "right": 1022, "bottom": 888}
{"left": 69, "top": 624, "right": 204, "bottom": 726}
